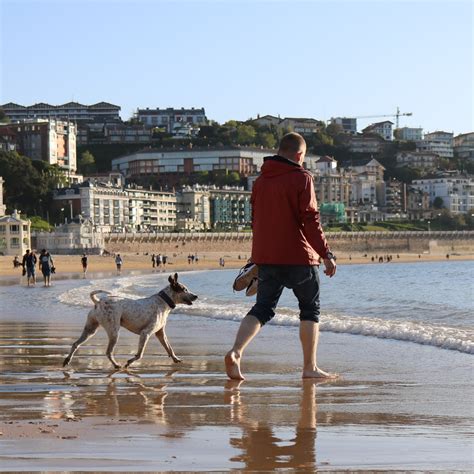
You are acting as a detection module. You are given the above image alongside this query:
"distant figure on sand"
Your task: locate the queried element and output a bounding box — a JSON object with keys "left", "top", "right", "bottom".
{"left": 13, "top": 255, "right": 21, "bottom": 268}
{"left": 22, "top": 249, "right": 37, "bottom": 287}
{"left": 81, "top": 254, "right": 88, "bottom": 278}
{"left": 151, "top": 253, "right": 156, "bottom": 268}
{"left": 38, "top": 249, "right": 54, "bottom": 287}
{"left": 115, "top": 254, "right": 123, "bottom": 275}
{"left": 225, "top": 133, "right": 338, "bottom": 381}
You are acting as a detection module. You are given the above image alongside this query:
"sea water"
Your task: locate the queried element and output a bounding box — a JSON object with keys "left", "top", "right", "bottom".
{"left": 2, "top": 260, "right": 473, "bottom": 354}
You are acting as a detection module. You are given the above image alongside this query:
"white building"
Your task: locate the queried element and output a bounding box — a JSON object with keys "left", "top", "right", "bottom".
{"left": 362, "top": 121, "right": 394, "bottom": 141}
{"left": 111, "top": 147, "right": 271, "bottom": 181}
{"left": 411, "top": 176, "right": 474, "bottom": 214}
{"left": 395, "top": 127, "right": 423, "bottom": 141}
{"left": 1, "top": 101, "right": 121, "bottom": 123}
{"left": 34, "top": 221, "right": 105, "bottom": 254}
{"left": 126, "top": 186, "right": 177, "bottom": 231}
{"left": 137, "top": 107, "right": 207, "bottom": 134}
{"left": 396, "top": 151, "right": 439, "bottom": 170}
{"left": 53, "top": 182, "right": 129, "bottom": 233}
{"left": 0, "top": 211, "right": 31, "bottom": 256}
{"left": 417, "top": 131, "right": 454, "bottom": 159}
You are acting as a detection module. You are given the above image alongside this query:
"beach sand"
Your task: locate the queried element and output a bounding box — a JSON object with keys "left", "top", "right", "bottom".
{"left": 1, "top": 250, "right": 472, "bottom": 279}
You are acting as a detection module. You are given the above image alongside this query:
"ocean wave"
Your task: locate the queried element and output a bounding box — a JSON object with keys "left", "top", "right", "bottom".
{"left": 179, "top": 301, "right": 474, "bottom": 355}
{"left": 56, "top": 281, "right": 474, "bottom": 355}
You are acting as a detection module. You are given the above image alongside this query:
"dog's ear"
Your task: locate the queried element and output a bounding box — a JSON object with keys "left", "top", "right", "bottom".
{"left": 168, "top": 274, "right": 175, "bottom": 285}
{"left": 174, "top": 273, "right": 178, "bottom": 282}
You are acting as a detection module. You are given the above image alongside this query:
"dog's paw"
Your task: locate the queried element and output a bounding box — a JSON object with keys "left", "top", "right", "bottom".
{"left": 171, "top": 356, "right": 182, "bottom": 363}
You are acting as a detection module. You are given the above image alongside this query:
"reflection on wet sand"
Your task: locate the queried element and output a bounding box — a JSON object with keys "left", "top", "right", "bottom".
{"left": 224, "top": 379, "right": 320, "bottom": 471}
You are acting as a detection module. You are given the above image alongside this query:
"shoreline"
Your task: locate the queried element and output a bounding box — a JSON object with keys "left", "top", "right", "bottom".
{"left": 1, "top": 251, "right": 472, "bottom": 280}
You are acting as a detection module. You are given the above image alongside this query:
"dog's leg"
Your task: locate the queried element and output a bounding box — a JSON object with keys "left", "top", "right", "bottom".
{"left": 125, "top": 331, "right": 151, "bottom": 368}
{"left": 156, "top": 328, "right": 182, "bottom": 363}
{"left": 63, "top": 315, "right": 99, "bottom": 367}
{"left": 105, "top": 329, "right": 121, "bottom": 369}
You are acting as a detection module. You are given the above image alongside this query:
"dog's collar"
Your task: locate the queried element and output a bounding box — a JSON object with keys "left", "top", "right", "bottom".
{"left": 158, "top": 290, "right": 176, "bottom": 309}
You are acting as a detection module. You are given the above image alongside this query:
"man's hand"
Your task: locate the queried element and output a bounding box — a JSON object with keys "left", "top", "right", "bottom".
{"left": 323, "top": 258, "right": 337, "bottom": 278}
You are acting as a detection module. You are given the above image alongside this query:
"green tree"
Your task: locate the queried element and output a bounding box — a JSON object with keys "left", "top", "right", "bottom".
{"left": 0, "top": 107, "right": 9, "bottom": 123}
{"left": 0, "top": 151, "right": 50, "bottom": 216}
{"left": 78, "top": 150, "right": 96, "bottom": 174}
{"left": 433, "top": 196, "right": 444, "bottom": 209}
{"left": 236, "top": 124, "right": 257, "bottom": 145}
{"left": 257, "top": 131, "right": 277, "bottom": 149}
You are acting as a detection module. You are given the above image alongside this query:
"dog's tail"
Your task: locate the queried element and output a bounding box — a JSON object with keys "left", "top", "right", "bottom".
{"left": 90, "top": 290, "right": 111, "bottom": 305}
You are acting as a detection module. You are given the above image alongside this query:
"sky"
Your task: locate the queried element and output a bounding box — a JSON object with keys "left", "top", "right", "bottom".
{"left": 0, "top": 0, "right": 472, "bottom": 135}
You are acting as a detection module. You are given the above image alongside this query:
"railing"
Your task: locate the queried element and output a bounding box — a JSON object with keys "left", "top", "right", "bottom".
{"left": 104, "top": 230, "right": 474, "bottom": 242}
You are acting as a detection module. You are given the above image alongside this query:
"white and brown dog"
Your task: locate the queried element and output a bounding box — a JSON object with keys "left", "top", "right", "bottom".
{"left": 63, "top": 273, "right": 197, "bottom": 369}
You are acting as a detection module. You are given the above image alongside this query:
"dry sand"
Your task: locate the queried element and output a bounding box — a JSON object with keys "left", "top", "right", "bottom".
{"left": 1, "top": 250, "right": 472, "bottom": 279}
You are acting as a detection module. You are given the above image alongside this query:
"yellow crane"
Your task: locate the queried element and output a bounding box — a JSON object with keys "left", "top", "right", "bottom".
{"left": 355, "top": 107, "right": 413, "bottom": 129}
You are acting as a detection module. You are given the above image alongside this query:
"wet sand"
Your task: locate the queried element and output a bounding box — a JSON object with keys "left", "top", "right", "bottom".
{"left": 0, "top": 313, "right": 472, "bottom": 471}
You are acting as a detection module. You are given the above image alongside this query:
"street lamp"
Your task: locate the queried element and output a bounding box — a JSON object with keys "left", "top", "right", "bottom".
{"left": 427, "top": 220, "right": 431, "bottom": 233}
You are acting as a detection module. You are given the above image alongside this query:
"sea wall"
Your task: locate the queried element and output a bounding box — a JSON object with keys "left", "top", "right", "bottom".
{"left": 104, "top": 231, "right": 474, "bottom": 255}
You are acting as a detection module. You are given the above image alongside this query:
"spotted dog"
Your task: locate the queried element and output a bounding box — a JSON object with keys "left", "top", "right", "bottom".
{"left": 63, "top": 273, "right": 198, "bottom": 369}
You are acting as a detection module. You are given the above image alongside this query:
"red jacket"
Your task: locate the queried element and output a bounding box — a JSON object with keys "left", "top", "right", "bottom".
{"left": 251, "top": 155, "right": 331, "bottom": 265}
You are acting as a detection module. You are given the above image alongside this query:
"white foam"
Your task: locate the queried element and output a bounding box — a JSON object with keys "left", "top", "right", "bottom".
{"left": 179, "top": 300, "right": 474, "bottom": 355}
{"left": 56, "top": 277, "right": 474, "bottom": 355}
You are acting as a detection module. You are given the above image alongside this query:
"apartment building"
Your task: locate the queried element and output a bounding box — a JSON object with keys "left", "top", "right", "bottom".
{"left": 411, "top": 175, "right": 473, "bottom": 214}
{"left": 53, "top": 182, "right": 129, "bottom": 232}
{"left": 1, "top": 102, "right": 121, "bottom": 123}
{"left": 343, "top": 158, "right": 385, "bottom": 181}
{"left": 417, "top": 131, "right": 454, "bottom": 159}
{"left": 111, "top": 147, "right": 271, "bottom": 187}
{"left": 394, "top": 127, "right": 423, "bottom": 141}
{"left": 77, "top": 123, "right": 153, "bottom": 145}
{"left": 346, "top": 134, "right": 387, "bottom": 154}
{"left": 404, "top": 186, "right": 431, "bottom": 220}
{"left": 127, "top": 186, "right": 176, "bottom": 231}
{"left": 53, "top": 180, "right": 176, "bottom": 233}
{"left": 362, "top": 121, "right": 393, "bottom": 141}
{"left": 250, "top": 115, "right": 324, "bottom": 135}
{"left": 137, "top": 107, "right": 207, "bottom": 134}
{"left": 454, "top": 132, "right": 474, "bottom": 160}
{"left": 396, "top": 151, "right": 439, "bottom": 170}
{"left": 330, "top": 117, "right": 357, "bottom": 135}
{"left": 0, "top": 119, "right": 77, "bottom": 173}
{"left": 176, "top": 185, "right": 251, "bottom": 230}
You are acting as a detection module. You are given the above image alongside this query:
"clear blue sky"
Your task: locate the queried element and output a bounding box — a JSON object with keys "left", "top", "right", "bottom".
{"left": 1, "top": 0, "right": 472, "bottom": 135}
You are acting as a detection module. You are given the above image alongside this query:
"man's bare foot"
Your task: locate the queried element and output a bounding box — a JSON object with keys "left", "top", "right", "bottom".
{"left": 302, "top": 367, "right": 339, "bottom": 379}
{"left": 225, "top": 351, "right": 245, "bottom": 380}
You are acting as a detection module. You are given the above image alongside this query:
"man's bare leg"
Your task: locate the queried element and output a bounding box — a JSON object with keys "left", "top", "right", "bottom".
{"left": 300, "top": 320, "right": 338, "bottom": 379}
{"left": 225, "top": 314, "right": 261, "bottom": 380}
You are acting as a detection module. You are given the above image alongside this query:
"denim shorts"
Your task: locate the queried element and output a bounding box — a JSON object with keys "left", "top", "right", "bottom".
{"left": 248, "top": 264, "right": 320, "bottom": 326}
{"left": 26, "top": 266, "right": 35, "bottom": 278}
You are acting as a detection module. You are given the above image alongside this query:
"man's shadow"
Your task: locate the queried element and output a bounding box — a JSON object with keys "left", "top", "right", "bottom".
{"left": 224, "top": 379, "right": 322, "bottom": 471}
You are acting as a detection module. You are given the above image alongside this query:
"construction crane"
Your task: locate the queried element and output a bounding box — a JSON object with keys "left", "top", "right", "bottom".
{"left": 354, "top": 107, "right": 412, "bottom": 129}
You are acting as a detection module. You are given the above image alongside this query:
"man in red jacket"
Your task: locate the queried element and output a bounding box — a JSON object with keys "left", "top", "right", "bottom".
{"left": 225, "top": 132, "right": 338, "bottom": 380}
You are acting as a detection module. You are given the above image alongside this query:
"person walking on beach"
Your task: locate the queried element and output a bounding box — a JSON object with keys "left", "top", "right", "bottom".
{"left": 115, "top": 253, "right": 123, "bottom": 275}
{"left": 151, "top": 253, "right": 156, "bottom": 269}
{"left": 22, "top": 249, "right": 37, "bottom": 287}
{"left": 38, "top": 249, "right": 54, "bottom": 287}
{"left": 81, "top": 253, "right": 88, "bottom": 278}
{"left": 225, "top": 133, "right": 337, "bottom": 381}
